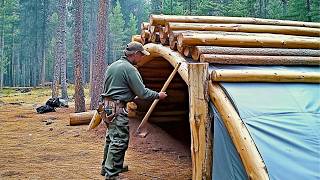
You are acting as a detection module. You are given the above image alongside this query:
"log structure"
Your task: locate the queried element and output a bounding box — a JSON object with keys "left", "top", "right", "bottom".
{"left": 127, "top": 15, "right": 320, "bottom": 180}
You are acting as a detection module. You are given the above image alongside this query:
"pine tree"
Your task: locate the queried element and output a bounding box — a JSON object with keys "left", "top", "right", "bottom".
{"left": 126, "top": 13, "right": 138, "bottom": 41}
{"left": 109, "top": 0, "right": 125, "bottom": 62}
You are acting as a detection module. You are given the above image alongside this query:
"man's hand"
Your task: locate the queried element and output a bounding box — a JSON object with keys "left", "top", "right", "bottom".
{"left": 158, "top": 92, "right": 167, "bottom": 100}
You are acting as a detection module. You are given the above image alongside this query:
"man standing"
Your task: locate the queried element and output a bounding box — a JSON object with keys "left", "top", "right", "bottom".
{"left": 100, "top": 42, "right": 167, "bottom": 180}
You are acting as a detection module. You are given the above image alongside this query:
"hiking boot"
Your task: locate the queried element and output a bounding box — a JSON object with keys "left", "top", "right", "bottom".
{"left": 105, "top": 174, "right": 119, "bottom": 180}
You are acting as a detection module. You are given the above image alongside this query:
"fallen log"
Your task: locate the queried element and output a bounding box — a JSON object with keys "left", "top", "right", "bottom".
{"left": 165, "top": 22, "right": 320, "bottom": 36}
{"left": 150, "top": 14, "right": 320, "bottom": 28}
{"left": 177, "top": 32, "right": 320, "bottom": 49}
{"left": 200, "top": 54, "right": 320, "bottom": 65}
{"left": 211, "top": 69, "right": 320, "bottom": 83}
{"left": 191, "top": 46, "right": 320, "bottom": 60}
{"left": 70, "top": 111, "right": 95, "bottom": 126}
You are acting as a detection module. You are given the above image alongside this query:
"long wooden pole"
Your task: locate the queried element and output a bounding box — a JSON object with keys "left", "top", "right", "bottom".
{"left": 150, "top": 14, "right": 320, "bottom": 28}
{"left": 136, "top": 62, "right": 182, "bottom": 137}
{"left": 200, "top": 54, "right": 320, "bottom": 65}
{"left": 165, "top": 22, "right": 320, "bottom": 36}
{"left": 177, "top": 32, "right": 320, "bottom": 49}
{"left": 209, "top": 82, "right": 269, "bottom": 180}
{"left": 211, "top": 69, "right": 320, "bottom": 83}
{"left": 191, "top": 46, "right": 320, "bottom": 60}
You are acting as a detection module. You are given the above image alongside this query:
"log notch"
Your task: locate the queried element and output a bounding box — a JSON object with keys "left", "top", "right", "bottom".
{"left": 188, "top": 63, "right": 212, "bottom": 180}
{"left": 165, "top": 22, "right": 320, "bottom": 36}
{"left": 70, "top": 111, "right": 95, "bottom": 125}
{"left": 177, "top": 32, "right": 320, "bottom": 49}
{"left": 150, "top": 14, "right": 320, "bottom": 28}
{"left": 131, "top": 35, "right": 142, "bottom": 44}
{"left": 200, "top": 54, "right": 320, "bottom": 65}
{"left": 209, "top": 82, "right": 269, "bottom": 180}
{"left": 211, "top": 69, "right": 320, "bottom": 83}
{"left": 191, "top": 46, "right": 320, "bottom": 60}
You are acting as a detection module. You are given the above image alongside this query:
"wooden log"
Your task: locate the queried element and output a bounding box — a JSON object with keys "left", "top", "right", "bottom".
{"left": 131, "top": 35, "right": 142, "bottom": 44}
{"left": 141, "top": 22, "right": 150, "bottom": 30}
{"left": 211, "top": 69, "right": 320, "bottom": 83}
{"left": 150, "top": 32, "right": 160, "bottom": 43}
{"left": 188, "top": 63, "right": 212, "bottom": 180}
{"left": 150, "top": 14, "right": 320, "bottom": 28}
{"left": 139, "top": 43, "right": 189, "bottom": 85}
{"left": 177, "top": 32, "right": 320, "bottom": 49}
{"left": 149, "top": 25, "right": 160, "bottom": 34}
{"left": 200, "top": 54, "right": 320, "bottom": 65}
{"left": 177, "top": 44, "right": 185, "bottom": 54}
{"left": 183, "top": 46, "right": 191, "bottom": 57}
{"left": 141, "top": 30, "right": 151, "bottom": 44}
{"left": 70, "top": 111, "right": 95, "bottom": 126}
{"left": 165, "top": 22, "right": 320, "bottom": 36}
{"left": 209, "top": 82, "right": 269, "bottom": 180}
{"left": 159, "top": 27, "right": 169, "bottom": 45}
{"left": 191, "top": 46, "right": 320, "bottom": 60}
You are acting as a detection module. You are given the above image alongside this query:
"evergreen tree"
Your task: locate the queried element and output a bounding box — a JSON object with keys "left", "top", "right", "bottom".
{"left": 126, "top": 13, "right": 138, "bottom": 41}
{"left": 109, "top": 0, "right": 125, "bottom": 62}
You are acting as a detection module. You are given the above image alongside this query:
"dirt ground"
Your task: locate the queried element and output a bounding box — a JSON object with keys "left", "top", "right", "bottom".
{"left": 0, "top": 88, "right": 192, "bottom": 179}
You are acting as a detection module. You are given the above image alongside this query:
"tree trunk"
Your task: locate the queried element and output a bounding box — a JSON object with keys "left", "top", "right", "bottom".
{"left": 90, "top": 0, "right": 109, "bottom": 110}
{"left": 56, "top": 0, "right": 68, "bottom": 99}
{"left": 74, "top": 0, "right": 86, "bottom": 113}
{"left": 40, "top": 0, "right": 48, "bottom": 87}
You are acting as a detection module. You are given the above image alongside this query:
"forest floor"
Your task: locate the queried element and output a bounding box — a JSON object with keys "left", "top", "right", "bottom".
{"left": 0, "top": 87, "right": 192, "bottom": 180}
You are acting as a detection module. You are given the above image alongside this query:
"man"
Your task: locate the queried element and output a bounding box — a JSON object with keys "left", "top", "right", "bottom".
{"left": 100, "top": 42, "right": 167, "bottom": 180}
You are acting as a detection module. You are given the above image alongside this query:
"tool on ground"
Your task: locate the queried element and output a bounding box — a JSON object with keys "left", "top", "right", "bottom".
{"left": 136, "top": 62, "right": 182, "bottom": 138}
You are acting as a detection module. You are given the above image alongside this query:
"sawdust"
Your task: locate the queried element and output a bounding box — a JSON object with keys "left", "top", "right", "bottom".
{"left": 0, "top": 89, "right": 192, "bottom": 179}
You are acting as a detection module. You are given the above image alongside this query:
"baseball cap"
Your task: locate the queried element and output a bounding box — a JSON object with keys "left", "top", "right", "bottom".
{"left": 125, "top": 42, "right": 150, "bottom": 56}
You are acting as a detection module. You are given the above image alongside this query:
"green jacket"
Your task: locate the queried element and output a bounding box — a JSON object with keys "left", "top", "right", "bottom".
{"left": 102, "top": 56, "right": 159, "bottom": 102}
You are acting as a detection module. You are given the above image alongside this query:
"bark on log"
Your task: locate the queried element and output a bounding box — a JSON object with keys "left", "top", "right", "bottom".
{"left": 159, "top": 27, "right": 169, "bottom": 45}
{"left": 131, "top": 35, "right": 142, "bottom": 44}
{"left": 211, "top": 69, "right": 320, "bottom": 83}
{"left": 150, "top": 14, "right": 320, "bottom": 28}
{"left": 209, "top": 82, "right": 269, "bottom": 180}
{"left": 177, "top": 32, "right": 320, "bottom": 49}
{"left": 70, "top": 110, "right": 95, "bottom": 125}
{"left": 183, "top": 46, "right": 191, "bottom": 57}
{"left": 141, "top": 22, "right": 150, "bottom": 30}
{"left": 165, "top": 22, "right": 320, "bottom": 36}
{"left": 200, "top": 54, "right": 320, "bottom": 65}
{"left": 191, "top": 46, "right": 320, "bottom": 60}
{"left": 150, "top": 32, "right": 160, "bottom": 43}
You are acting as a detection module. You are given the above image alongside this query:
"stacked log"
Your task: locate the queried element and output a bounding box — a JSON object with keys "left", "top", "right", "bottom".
{"left": 133, "top": 15, "right": 320, "bottom": 68}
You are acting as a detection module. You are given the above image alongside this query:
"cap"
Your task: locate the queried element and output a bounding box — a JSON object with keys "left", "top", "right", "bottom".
{"left": 125, "top": 42, "right": 150, "bottom": 56}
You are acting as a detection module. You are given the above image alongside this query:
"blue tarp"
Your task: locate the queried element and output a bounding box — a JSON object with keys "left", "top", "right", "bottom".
{"left": 210, "top": 66, "right": 320, "bottom": 180}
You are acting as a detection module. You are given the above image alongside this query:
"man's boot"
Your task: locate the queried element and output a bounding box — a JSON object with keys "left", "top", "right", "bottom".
{"left": 101, "top": 165, "right": 128, "bottom": 176}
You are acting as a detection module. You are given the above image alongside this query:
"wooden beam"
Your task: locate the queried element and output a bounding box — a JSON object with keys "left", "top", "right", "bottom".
{"left": 141, "top": 22, "right": 150, "bottom": 30}
{"left": 149, "top": 14, "right": 320, "bottom": 28}
{"left": 165, "top": 22, "right": 320, "bottom": 36}
{"left": 191, "top": 46, "right": 320, "bottom": 60}
{"left": 211, "top": 69, "right": 320, "bottom": 83}
{"left": 200, "top": 54, "right": 320, "bottom": 65}
{"left": 177, "top": 32, "right": 320, "bottom": 49}
{"left": 140, "top": 30, "right": 151, "bottom": 44}
{"left": 70, "top": 111, "right": 95, "bottom": 126}
{"left": 209, "top": 82, "right": 269, "bottom": 180}
{"left": 188, "top": 63, "right": 212, "bottom": 180}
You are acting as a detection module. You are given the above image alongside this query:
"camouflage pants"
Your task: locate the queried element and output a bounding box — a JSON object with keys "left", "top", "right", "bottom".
{"left": 101, "top": 112, "right": 129, "bottom": 177}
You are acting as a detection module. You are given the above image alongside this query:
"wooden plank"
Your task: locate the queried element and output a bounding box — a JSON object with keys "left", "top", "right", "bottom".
{"left": 188, "top": 63, "right": 212, "bottom": 180}
{"left": 211, "top": 69, "right": 320, "bottom": 83}
{"left": 209, "top": 82, "right": 269, "bottom": 180}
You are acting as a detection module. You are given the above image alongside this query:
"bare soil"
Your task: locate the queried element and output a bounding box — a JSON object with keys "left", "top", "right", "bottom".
{"left": 0, "top": 89, "right": 192, "bottom": 179}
